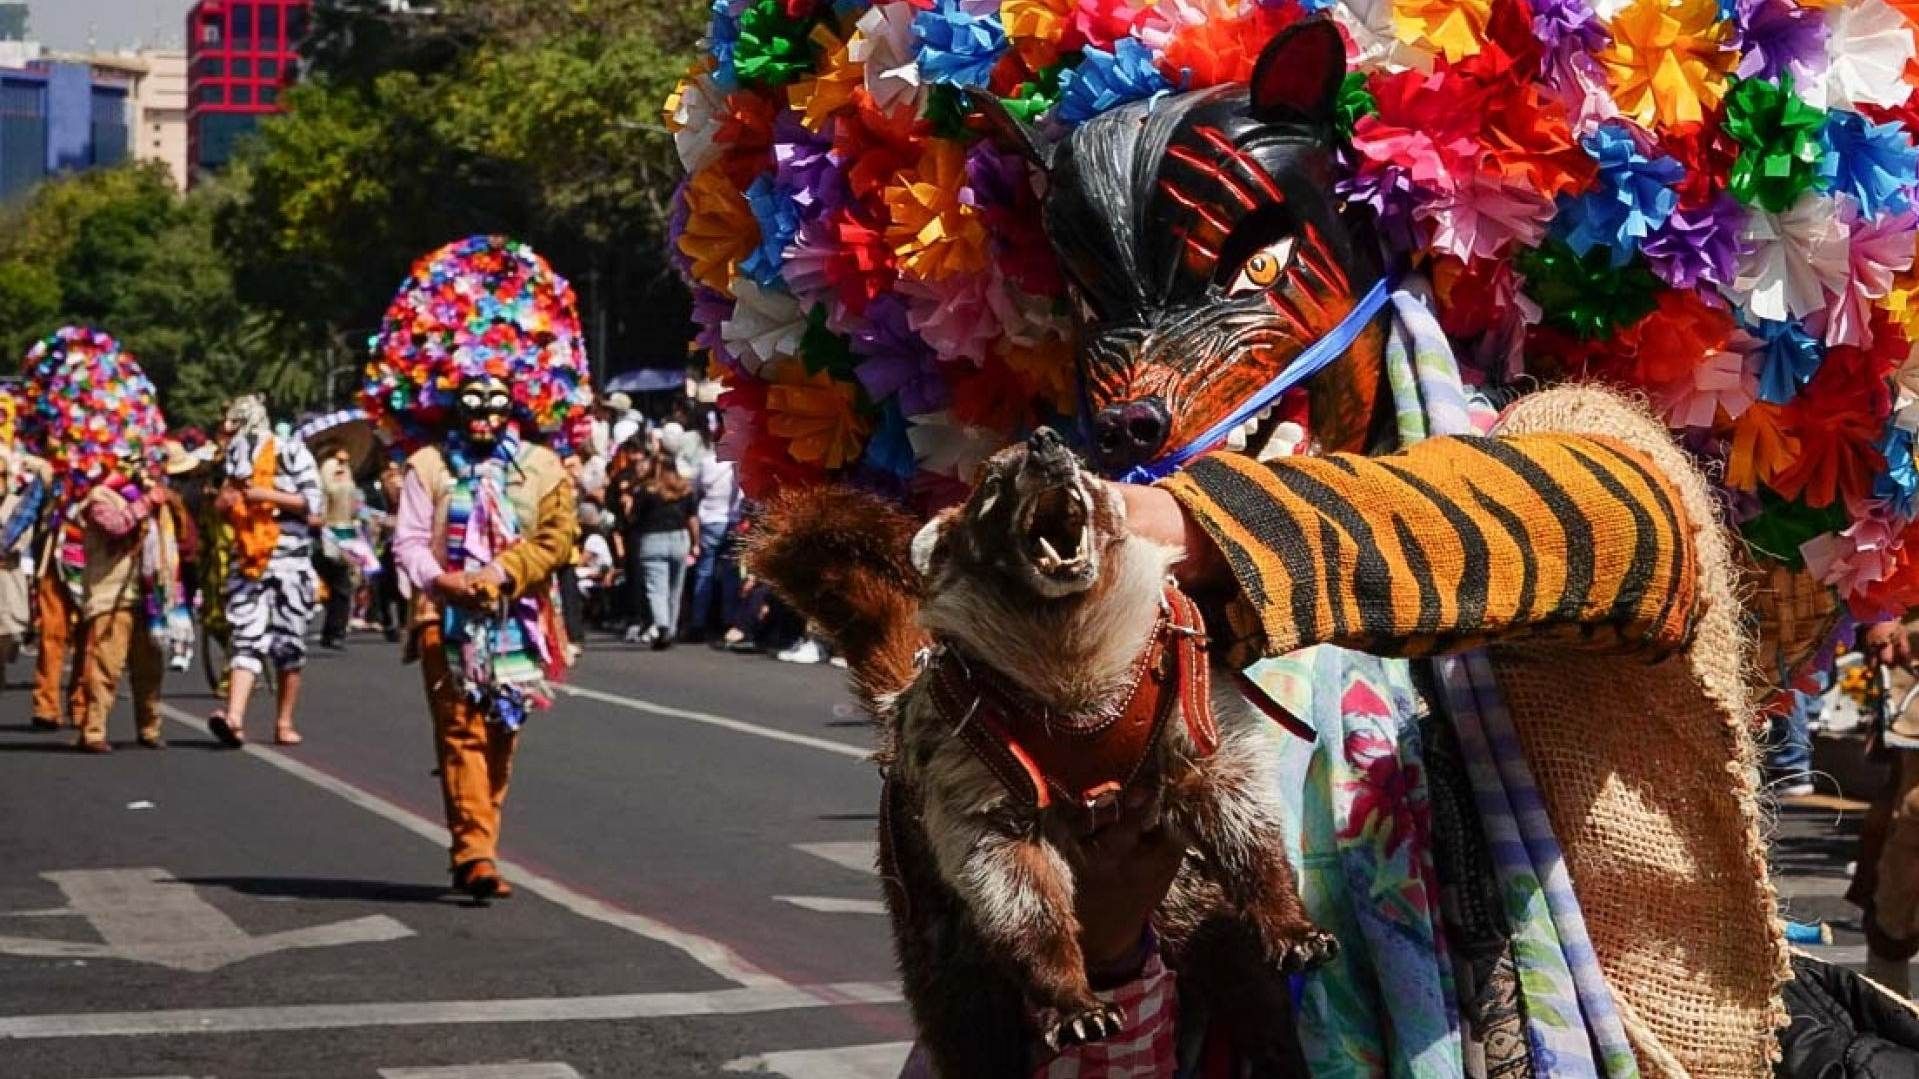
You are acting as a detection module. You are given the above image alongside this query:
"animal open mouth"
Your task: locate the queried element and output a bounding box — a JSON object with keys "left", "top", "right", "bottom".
{"left": 1022, "top": 483, "right": 1092, "bottom": 581}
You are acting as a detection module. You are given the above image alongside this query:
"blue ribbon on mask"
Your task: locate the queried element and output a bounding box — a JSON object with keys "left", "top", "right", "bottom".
{"left": 1116, "top": 274, "right": 1395, "bottom": 485}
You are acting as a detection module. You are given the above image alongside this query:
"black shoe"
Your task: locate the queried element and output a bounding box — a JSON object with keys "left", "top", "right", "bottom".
{"left": 29, "top": 716, "right": 59, "bottom": 732}
{"left": 651, "top": 633, "right": 674, "bottom": 652}
{"left": 136, "top": 735, "right": 166, "bottom": 750}
{"left": 319, "top": 638, "right": 347, "bottom": 652}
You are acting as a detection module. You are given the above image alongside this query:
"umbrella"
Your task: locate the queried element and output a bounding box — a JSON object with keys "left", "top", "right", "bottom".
{"left": 294, "top": 408, "right": 383, "bottom": 480}
{"left": 602, "top": 368, "right": 690, "bottom": 396}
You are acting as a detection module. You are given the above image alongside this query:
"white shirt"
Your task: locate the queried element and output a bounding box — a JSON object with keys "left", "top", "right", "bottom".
{"left": 578, "top": 533, "right": 614, "bottom": 593}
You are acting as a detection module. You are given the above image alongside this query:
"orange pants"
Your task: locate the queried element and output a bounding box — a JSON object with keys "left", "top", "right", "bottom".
{"left": 30, "top": 572, "right": 85, "bottom": 726}
{"left": 419, "top": 624, "right": 518, "bottom": 870}
{"left": 78, "top": 607, "right": 163, "bottom": 746}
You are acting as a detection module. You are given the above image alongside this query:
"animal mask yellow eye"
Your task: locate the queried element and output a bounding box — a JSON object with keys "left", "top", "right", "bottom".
{"left": 1227, "top": 237, "right": 1295, "bottom": 297}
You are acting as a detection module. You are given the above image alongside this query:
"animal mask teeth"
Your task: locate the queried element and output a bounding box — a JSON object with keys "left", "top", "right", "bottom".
{"left": 1227, "top": 404, "right": 1278, "bottom": 455}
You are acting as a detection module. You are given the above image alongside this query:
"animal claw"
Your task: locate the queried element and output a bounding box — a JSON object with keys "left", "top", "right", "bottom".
{"left": 1046, "top": 1002, "right": 1126, "bottom": 1049}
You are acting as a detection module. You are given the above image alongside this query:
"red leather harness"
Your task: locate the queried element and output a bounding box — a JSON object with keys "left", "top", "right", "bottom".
{"left": 928, "top": 584, "right": 1218, "bottom": 815}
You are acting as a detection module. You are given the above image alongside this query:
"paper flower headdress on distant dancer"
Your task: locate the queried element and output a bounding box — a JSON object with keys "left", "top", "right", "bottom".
{"left": 0, "top": 385, "right": 20, "bottom": 449}
{"left": 362, "top": 236, "right": 591, "bottom": 450}
{"left": 19, "top": 326, "right": 166, "bottom": 498}
{"left": 668, "top": 0, "right": 1919, "bottom": 623}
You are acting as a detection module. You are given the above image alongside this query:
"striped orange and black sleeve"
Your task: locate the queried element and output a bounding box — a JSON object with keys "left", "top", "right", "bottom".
{"left": 1158, "top": 434, "right": 1700, "bottom": 666}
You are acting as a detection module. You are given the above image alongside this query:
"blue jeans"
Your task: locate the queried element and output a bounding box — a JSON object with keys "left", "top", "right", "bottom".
{"left": 1767, "top": 674, "right": 1826, "bottom": 785}
{"left": 688, "top": 520, "right": 736, "bottom": 634}
{"left": 638, "top": 531, "right": 691, "bottom": 637}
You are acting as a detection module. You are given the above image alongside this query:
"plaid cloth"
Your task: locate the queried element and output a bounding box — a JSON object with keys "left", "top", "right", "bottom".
{"left": 1038, "top": 949, "right": 1179, "bottom": 1079}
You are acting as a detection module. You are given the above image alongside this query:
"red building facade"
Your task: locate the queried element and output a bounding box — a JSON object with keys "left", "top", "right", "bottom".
{"left": 186, "top": 0, "right": 308, "bottom": 181}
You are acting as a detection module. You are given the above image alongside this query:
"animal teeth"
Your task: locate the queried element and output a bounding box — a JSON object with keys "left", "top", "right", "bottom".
{"left": 1038, "top": 536, "right": 1061, "bottom": 564}
{"left": 1226, "top": 425, "right": 1248, "bottom": 451}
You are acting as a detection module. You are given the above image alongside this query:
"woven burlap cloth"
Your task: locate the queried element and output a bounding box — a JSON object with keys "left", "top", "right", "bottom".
{"left": 1491, "top": 387, "right": 1789, "bottom": 1077}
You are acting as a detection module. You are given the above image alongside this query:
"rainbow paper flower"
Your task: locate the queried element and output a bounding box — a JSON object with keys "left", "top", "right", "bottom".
{"left": 19, "top": 326, "right": 167, "bottom": 498}
{"left": 361, "top": 236, "right": 589, "bottom": 451}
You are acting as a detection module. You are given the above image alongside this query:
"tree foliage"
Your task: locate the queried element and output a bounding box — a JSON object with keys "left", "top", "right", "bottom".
{"left": 0, "top": 163, "right": 326, "bottom": 429}
{"left": 221, "top": 0, "right": 708, "bottom": 382}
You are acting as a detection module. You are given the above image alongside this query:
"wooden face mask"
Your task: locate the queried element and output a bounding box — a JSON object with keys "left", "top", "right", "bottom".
{"left": 992, "top": 20, "right": 1389, "bottom": 477}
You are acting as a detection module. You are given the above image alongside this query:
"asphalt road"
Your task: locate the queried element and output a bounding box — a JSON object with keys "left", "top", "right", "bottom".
{"left": 0, "top": 634, "right": 912, "bottom": 1079}
{"left": 0, "top": 628, "right": 1891, "bottom": 1078}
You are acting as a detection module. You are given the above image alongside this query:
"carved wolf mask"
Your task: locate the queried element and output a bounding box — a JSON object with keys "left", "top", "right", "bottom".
{"left": 993, "top": 20, "right": 1389, "bottom": 475}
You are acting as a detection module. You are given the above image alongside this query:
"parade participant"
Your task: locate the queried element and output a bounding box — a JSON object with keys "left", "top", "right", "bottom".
{"left": 366, "top": 235, "right": 587, "bottom": 901}
{"left": 208, "top": 394, "right": 323, "bottom": 749}
{"left": 16, "top": 328, "right": 172, "bottom": 753}
{"left": 0, "top": 388, "right": 50, "bottom": 678}
{"left": 672, "top": 2, "right": 1919, "bottom": 1070}
{"left": 619, "top": 447, "right": 697, "bottom": 650}
{"left": 314, "top": 446, "right": 361, "bottom": 650}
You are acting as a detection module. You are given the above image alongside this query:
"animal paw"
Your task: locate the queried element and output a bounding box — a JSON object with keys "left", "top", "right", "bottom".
{"left": 1270, "top": 927, "right": 1339, "bottom": 972}
{"left": 1044, "top": 1002, "right": 1127, "bottom": 1050}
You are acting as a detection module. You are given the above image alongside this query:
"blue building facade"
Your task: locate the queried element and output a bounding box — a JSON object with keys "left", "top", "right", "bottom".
{"left": 0, "top": 62, "right": 129, "bottom": 203}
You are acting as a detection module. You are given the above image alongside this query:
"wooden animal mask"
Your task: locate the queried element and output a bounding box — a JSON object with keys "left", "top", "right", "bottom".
{"left": 990, "top": 20, "right": 1389, "bottom": 476}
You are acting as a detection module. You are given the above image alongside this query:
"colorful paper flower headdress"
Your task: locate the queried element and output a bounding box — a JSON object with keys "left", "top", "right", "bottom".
{"left": 362, "top": 235, "right": 592, "bottom": 450}
{"left": 19, "top": 326, "right": 166, "bottom": 497}
{"left": 670, "top": 0, "right": 1919, "bottom": 623}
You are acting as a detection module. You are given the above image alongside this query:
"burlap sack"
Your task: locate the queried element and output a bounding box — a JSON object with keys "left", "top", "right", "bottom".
{"left": 1491, "top": 387, "right": 1788, "bottom": 1078}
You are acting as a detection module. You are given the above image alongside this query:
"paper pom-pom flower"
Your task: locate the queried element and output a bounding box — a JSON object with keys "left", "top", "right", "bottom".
{"left": 1056, "top": 38, "right": 1170, "bottom": 124}
{"left": 1556, "top": 121, "right": 1686, "bottom": 265}
{"left": 19, "top": 326, "right": 167, "bottom": 497}
{"left": 1723, "top": 75, "right": 1833, "bottom": 211}
{"left": 361, "top": 236, "right": 589, "bottom": 450}
{"left": 1599, "top": 0, "right": 1738, "bottom": 128}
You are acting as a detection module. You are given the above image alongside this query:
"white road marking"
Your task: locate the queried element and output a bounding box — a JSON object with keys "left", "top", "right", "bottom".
{"left": 557, "top": 683, "right": 870, "bottom": 760}
{"left": 380, "top": 1064, "right": 583, "bottom": 1078}
{"left": 156, "top": 704, "right": 783, "bottom": 989}
{"left": 793, "top": 842, "right": 878, "bottom": 877}
{"left": 774, "top": 896, "right": 886, "bottom": 915}
{"left": 0, "top": 868, "right": 411, "bottom": 972}
{"left": 0, "top": 982, "right": 902, "bottom": 1040}
{"left": 724, "top": 1042, "right": 912, "bottom": 1079}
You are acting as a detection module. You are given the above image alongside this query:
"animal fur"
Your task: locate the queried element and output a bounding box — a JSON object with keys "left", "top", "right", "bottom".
{"left": 748, "top": 434, "right": 1323, "bottom": 1073}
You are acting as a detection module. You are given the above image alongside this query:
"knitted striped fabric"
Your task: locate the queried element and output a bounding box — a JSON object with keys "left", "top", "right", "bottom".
{"left": 442, "top": 436, "right": 550, "bottom": 726}
{"left": 1164, "top": 434, "right": 1701, "bottom": 667}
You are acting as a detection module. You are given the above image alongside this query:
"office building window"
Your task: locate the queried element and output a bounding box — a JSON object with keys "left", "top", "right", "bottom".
{"left": 232, "top": 85, "right": 253, "bottom": 106}
{"left": 260, "top": 86, "right": 278, "bottom": 105}
{"left": 198, "top": 56, "right": 222, "bottom": 77}
{"left": 261, "top": 5, "right": 281, "bottom": 50}
{"left": 232, "top": 4, "right": 254, "bottom": 48}
{"left": 288, "top": 5, "right": 308, "bottom": 47}
{"left": 232, "top": 59, "right": 251, "bottom": 77}
{"left": 198, "top": 84, "right": 222, "bottom": 104}
{"left": 260, "top": 59, "right": 279, "bottom": 79}
{"left": 200, "top": 18, "right": 221, "bottom": 46}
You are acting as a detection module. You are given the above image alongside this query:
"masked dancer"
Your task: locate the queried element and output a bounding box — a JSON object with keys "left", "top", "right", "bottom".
{"left": 369, "top": 236, "right": 587, "bottom": 900}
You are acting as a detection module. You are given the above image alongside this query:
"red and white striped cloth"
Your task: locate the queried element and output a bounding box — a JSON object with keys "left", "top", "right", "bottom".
{"left": 1037, "top": 951, "right": 1180, "bottom": 1079}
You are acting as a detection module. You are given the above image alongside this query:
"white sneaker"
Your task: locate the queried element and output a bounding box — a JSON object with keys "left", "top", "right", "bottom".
{"left": 623, "top": 625, "right": 645, "bottom": 644}
{"left": 829, "top": 655, "right": 848, "bottom": 669}
{"left": 1776, "top": 781, "right": 1816, "bottom": 798}
{"left": 778, "top": 639, "right": 825, "bottom": 665}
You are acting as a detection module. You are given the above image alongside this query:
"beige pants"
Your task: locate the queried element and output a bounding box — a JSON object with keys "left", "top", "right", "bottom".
{"left": 78, "top": 607, "right": 163, "bottom": 746}
{"left": 0, "top": 565, "right": 29, "bottom": 638}
{"left": 420, "top": 624, "right": 517, "bottom": 869}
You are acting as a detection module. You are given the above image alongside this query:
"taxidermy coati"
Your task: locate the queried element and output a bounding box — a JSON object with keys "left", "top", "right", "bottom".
{"left": 749, "top": 428, "right": 1329, "bottom": 1072}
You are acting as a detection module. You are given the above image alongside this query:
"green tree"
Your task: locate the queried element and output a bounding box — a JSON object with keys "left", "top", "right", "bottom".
{"left": 220, "top": 0, "right": 708, "bottom": 387}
